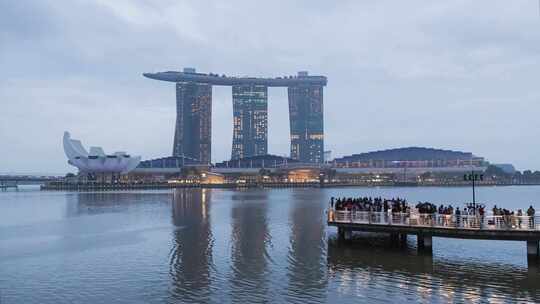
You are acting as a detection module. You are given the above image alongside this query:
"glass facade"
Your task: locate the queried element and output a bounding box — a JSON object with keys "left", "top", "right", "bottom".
{"left": 147, "top": 69, "right": 327, "bottom": 165}
{"left": 173, "top": 82, "right": 212, "bottom": 163}
{"left": 288, "top": 85, "right": 324, "bottom": 163}
{"left": 231, "top": 85, "right": 268, "bottom": 160}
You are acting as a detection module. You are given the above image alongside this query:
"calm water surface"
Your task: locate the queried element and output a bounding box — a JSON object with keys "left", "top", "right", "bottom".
{"left": 1, "top": 186, "right": 540, "bottom": 303}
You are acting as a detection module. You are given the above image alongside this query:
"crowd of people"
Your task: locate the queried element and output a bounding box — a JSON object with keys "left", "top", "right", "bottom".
{"left": 331, "top": 196, "right": 409, "bottom": 213}
{"left": 492, "top": 205, "right": 536, "bottom": 217}
{"left": 414, "top": 202, "right": 486, "bottom": 216}
{"left": 330, "top": 196, "right": 537, "bottom": 228}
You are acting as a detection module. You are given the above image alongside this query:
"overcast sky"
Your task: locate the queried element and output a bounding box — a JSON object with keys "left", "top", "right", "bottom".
{"left": 1, "top": 0, "right": 540, "bottom": 174}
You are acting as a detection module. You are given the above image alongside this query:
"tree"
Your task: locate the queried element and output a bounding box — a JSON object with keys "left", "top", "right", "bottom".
{"left": 484, "top": 165, "right": 509, "bottom": 178}
{"left": 420, "top": 172, "right": 432, "bottom": 180}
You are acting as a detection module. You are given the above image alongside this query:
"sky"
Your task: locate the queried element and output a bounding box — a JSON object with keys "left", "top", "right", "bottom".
{"left": 1, "top": 0, "right": 540, "bottom": 174}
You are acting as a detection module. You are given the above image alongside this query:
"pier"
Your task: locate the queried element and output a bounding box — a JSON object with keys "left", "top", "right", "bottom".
{"left": 0, "top": 181, "right": 18, "bottom": 190}
{"left": 0, "top": 175, "right": 61, "bottom": 190}
{"left": 328, "top": 210, "right": 540, "bottom": 259}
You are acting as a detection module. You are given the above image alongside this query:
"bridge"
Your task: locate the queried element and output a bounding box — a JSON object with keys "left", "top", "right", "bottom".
{"left": 0, "top": 175, "right": 64, "bottom": 190}
{"left": 328, "top": 209, "right": 540, "bottom": 260}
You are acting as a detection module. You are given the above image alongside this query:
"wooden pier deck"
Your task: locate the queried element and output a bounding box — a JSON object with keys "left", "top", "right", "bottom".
{"left": 327, "top": 210, "right": 540, "bottom": 259}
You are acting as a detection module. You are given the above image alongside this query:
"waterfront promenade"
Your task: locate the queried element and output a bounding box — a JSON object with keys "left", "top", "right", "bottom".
{"left": 328, "top": 209, "right": 540, "bottom": 259}
{"left": 41, "top": 180, "right": 540, "bottom": 191}
{"left": 40, "top": 181, "right": 326, "bottom": 191}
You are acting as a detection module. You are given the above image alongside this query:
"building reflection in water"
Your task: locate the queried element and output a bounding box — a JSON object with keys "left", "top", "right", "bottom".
{"left": 229, "top": 190, "right": 271, "bottom": 303}
{"left": 169, "top": 189, "right": 213, "bottom": 303}
{"left": 287, "top": 190, "right": 327, "bottom": 302}
{"left": 327, "top": 238, "right": 540, "bottom": 303}
{"left": 65, "top": 192, "right": 171, "bottom": 216}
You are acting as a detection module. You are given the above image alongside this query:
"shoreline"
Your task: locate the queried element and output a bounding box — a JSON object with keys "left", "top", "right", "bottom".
{"left": 39, "top": 181, "right": 540, "bottom": 191}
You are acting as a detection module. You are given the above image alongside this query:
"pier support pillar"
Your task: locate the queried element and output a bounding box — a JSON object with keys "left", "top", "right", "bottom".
{"left": 424, "top": 236, "right": 432, "bottom": 248}
{"left": 389, "top": 233, "right": 399, "bottom": 247}
{"left": 338, "top": 227, "right": 345, "bottom": 240}
{"left": 400, "top": 233, "right": 407, "bottom": 246}
{"left": 527, "top": 240, "right": 539, "bottom": 258}
{"left": 338, "top": 227, "right": 352, "bottom": 241}
{"left": 418, "top": 235, "right": 433, "bottom": 253}
{"left": 343, "top": 229, "right": 352, "bottom": 241}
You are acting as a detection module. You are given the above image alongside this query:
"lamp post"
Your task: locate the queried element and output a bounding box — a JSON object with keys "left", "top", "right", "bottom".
{"left": 464, "top": 171, "right": 483, "bottom": 204}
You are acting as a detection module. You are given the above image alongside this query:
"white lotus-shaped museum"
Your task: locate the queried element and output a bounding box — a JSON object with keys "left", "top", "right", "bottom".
{"left": 63, "top": 132, "right": 141, "bottom": 174}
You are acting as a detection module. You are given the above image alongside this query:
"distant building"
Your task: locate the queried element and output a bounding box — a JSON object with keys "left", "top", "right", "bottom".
{"left": 213, "top": 154, "right": 321, "bottom": 184}
{"left": 493, "top": 164, "right": 516, "bottom": 174}
{"left": 231, "top": 84, "right": 268, "bottom": 159}
{"left": 215, "top": 154, "right": 299, "bottom": 169}
{"left": 173, "top": 77, "right": 212, "bottom": 164}
{"left": 144, "top": 68, "right": 327, "bottom": 163}
{"left": 136, "top": 155, "right": 201, "bottom": 171}
{"left": 130, "top": 155, "right": 209, "bottom": 181}
{"left": 333, "top": 147, "right": 487, "bottom": 176}
{"left": 334, "top": 147, "right": 485, "bottom": 168}
{"left": 288, "top": 74, "right": 324, "bottom": 163}
{"left": 63, "top": 132, "right": 141, "bottom": 174}
{"left": 324, "top": 150, "right": 332, "bottom": 163}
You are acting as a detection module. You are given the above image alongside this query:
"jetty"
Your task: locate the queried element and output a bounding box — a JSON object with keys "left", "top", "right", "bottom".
{"left": 0, "top": 181, "right": 18, "bottom": 191}
{"left": 328, "top": 209, "right": 540, "bottom": 259}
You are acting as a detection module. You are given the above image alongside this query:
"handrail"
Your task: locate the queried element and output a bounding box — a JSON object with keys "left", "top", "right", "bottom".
{"left": 327, "top": 209, "right": 540, "bottom": 231}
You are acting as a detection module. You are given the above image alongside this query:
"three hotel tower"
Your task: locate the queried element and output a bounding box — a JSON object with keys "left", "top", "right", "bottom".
{"left": 144, "top": 68, "right": 327, "bottom": 164}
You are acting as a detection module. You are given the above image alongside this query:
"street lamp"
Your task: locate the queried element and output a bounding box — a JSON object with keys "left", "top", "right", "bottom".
{"left": 464, "top": 170, "right": 483, "bottom": 204}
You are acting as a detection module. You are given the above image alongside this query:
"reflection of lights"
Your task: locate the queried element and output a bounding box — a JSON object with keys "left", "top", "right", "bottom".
{"left": 462, "top": 286, "right": 481, "bottom": 304}
{"left": 415, "top": 278, "right": 433, "bottom": 301}
{"left": 168, "top": 178, "right": 196, "bottom": 184}
{"left": 439, "top": 280, "right": 456, "bottom": 303}
{"left": 201, "top": 189, "right": 207, "bottom": 219}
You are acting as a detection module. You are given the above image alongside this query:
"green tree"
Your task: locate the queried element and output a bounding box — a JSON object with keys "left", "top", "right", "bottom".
{"left": 484, "top": 165, "right": 509, "bottom": 178}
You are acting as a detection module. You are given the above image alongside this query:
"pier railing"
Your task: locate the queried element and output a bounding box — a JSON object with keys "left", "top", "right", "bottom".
{"left": 329, "top": 210, "right": 540, "bottom": 231}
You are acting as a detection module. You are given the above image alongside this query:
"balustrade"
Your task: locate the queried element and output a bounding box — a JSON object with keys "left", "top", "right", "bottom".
{"left": 328, "top": 209, "right": 540, "bottom": 231}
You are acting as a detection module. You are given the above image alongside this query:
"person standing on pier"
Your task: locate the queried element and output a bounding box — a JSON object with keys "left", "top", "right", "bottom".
{"left": 527, "top": 205, "right": 536, "bottom": 229}
{"left": 527, "top": 205, "right": 535, "bottom": 216}
{"left": 517, "top": 209, "right": 523, "bottom": 228}
{"left": 479, "top": 206, "right": 485, "bottom": 228}
{"left": 455, "top": 207, "right": 461, "bottom": 228}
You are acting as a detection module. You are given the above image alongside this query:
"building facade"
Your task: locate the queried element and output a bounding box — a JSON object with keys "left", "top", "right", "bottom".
{"left": 231, "top": 84, "right": 268, "bottom": 160}
{"left": 333, "top": 147, "right": 487, "bottom": 169}
{"left": 63, "top": 131, "right": 141, "bottom": 174}
{"left": 173, "top": 81, "right": 212, "bottom": 163}
{"left": 288, "top": 81, "right": 324, "bottom": 163}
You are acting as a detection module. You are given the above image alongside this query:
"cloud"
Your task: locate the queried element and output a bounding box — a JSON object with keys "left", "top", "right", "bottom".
{"left": 1, "top": 0, "right": 540, "bottom": 173}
